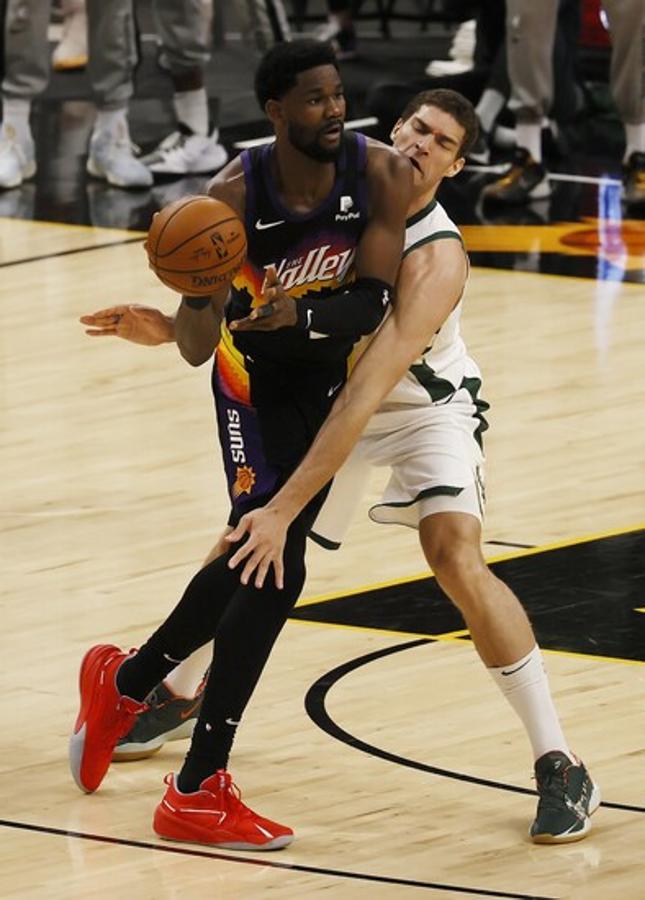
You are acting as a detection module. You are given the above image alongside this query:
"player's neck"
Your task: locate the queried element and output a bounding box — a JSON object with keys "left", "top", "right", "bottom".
{"left": 407, "top": 182, "right": 439, "bottom": 218}
{"left": 270, "top": 143, "right": 337, "bottom": 212}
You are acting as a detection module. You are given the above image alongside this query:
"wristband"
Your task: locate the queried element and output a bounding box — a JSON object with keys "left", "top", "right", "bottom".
{"left": 184, "top": 297, "right": 211, "bottom": 310}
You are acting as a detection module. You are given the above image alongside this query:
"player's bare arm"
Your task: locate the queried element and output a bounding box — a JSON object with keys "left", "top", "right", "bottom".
{"left": 172, "top": 161, "right": 246, "bottom": 366}
{"left": 355, "top": 141, "right": 414, "bottom": 285}
{"left": 227, "top": 237, "right": 468, "bottom": 587}
{"left": 80, "top": 305, "right": 175, "bottom": 345}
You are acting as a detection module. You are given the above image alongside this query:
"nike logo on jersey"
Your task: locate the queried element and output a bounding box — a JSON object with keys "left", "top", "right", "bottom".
{"left": 501, "top": 658, "right": 531, "bottom": 676}
{"left": 327, "top": 381, "right": 343, "bottom": 397}
{"left": 255, "top": 218, "right": 285, "bottom": 230}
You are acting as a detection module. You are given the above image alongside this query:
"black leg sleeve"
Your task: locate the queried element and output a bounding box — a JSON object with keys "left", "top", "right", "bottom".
{"left": 117, "top": 550, "right": 242, "bottom": 700}
{"left": 177, "top": 514, "right": 309, "bottom": 788}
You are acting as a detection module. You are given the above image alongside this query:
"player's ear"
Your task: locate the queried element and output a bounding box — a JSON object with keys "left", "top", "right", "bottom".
{"left": 390, "top": 118, "right": 404, "bottom": 142}
{"left": 445, "top": 156, "right": 465, "bottom": 179}
{"left": 265, "top": 98, "right": 283, "bottom": 127}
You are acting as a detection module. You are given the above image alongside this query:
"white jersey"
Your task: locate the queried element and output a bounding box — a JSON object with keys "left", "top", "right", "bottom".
{"left": 311, "top": 198, "right": 489, "bottom": 547}
{"left": 381, "top": 198, "right": 481, "bottom": 409}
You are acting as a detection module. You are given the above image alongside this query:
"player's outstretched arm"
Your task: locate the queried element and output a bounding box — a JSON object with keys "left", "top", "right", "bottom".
{"left": 80, "top": 305, "right": 175, "bottom": 345}
{"left": 227, "top": 238, "right": 467, "bottom": 587}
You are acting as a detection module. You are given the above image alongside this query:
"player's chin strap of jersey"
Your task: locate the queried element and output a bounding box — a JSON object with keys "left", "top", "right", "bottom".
{"left": 294, "top": 277, "right": 393, "bottom": 339}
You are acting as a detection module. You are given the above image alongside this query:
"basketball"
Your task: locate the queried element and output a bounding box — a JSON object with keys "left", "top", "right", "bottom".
{"left": 145, "top": 195, "right": 247, "bottom": 296}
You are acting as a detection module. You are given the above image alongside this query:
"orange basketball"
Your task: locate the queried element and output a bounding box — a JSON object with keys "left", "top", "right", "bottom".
{"left": 145, "top": 195, "right": 247, "bottom": 296}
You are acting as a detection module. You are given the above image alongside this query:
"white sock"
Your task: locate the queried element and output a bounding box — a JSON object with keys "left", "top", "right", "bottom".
{"left": 475, "top": 89, "right": 505, "bottom": 135}
{"left": 515, "top": 122, "right": 542, "bottom": 163}
{"left": 624, "top": 122, "right": 645, "bottom": 161}
{"left": 2, "top": 98, "right": 32, "bottom": 141}
{"left": 488, "top": 645, "right": 573, "bottom": 763}
{"left": 172, "top": 88, "right": 209, "bottom": 137}
{"left": 94, "top": 106, "right": 129, "bottom": 138}
{"left": 164, "top": 642, "right": 212, "bottom": 698}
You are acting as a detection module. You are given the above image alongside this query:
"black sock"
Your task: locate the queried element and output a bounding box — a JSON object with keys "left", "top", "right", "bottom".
{"left": 176, "top": 719, "right": 238, "bottom": 793}
{"left": 116, "top": 642, "right": 179, "bottom": 702}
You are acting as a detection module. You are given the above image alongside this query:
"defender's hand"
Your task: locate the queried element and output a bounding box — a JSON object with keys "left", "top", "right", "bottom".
{"left": 229, "top": 265, "right": 297, "bottom": 332}
{"left": 226, "top": 505, "right": 289, "bottom": 589}
{"left": 80, "top": 304, "right": 174, "bottom": 346}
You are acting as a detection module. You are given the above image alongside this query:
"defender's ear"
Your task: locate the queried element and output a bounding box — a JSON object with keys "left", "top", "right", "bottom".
{"left": 390, "top": 118, "right": 404, "bottom": 143}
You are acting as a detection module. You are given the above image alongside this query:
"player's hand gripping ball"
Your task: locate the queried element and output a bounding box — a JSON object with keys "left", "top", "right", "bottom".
{"left": 145, "top": 196, "right": 247, "bottom": 295}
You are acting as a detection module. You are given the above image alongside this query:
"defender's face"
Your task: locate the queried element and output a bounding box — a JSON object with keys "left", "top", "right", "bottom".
{"left": 279, "top": 65, "right": 346, "bottom": 162}
{"left": 391, "top": 104, "right": 465, "bottom": 188}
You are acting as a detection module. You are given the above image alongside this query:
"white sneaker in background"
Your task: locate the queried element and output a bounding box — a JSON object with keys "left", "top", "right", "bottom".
{"left": 140, "top": 126, "right": 228, "bottom": 176}
{"left": 52, "top": 3, "right": 88, "bottom": 71}
{"left": 0, "top": 182, "right": 36, "bottom": 218}
{"left": 86, "top": 120, "right": 153, "bottom": 189}
{"left": 426, "top": 18, "right": 476, "bottom": 77}
{"left": 0, "top": 124, "right": 36, "bottom": 189}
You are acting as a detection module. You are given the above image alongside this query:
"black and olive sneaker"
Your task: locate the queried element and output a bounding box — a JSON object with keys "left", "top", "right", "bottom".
{"left": 482, "top": 147, "right": 551, "bottom": 204}
{"left": 112, "top": 680, "right": 203, "bottom": 762}
{"left": 530, "top": 751, "right": 601, "bottom": 844}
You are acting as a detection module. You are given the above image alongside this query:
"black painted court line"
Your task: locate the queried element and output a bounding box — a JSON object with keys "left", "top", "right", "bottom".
{"left": 305, "top": 639, "right": 645, "bottom": 816}
{"left": 0, "top": 237, "right": 145, "bottom": 268}
{"left": 0, "top": 818, "right": 554, "bottom": 900}
{"left": 293, "top": 529, "right": 645, "bottom": 663}
{"left": 485, "top": 540, "right": 536, "bottom": 549}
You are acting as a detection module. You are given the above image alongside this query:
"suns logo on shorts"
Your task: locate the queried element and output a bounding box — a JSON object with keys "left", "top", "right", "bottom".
{"left": 232, "top": 465, "right": 256, "bottom": 498}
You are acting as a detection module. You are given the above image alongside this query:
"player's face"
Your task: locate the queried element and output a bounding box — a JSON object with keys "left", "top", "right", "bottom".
{"left": 391, "top": 104, "right": 465, "bottom": 188}
{"left": 280, "top": 65, "right": 346, "bottom": 162}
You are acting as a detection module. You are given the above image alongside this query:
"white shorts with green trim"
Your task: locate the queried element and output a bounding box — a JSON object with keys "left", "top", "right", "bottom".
{"left": 310, "top": 391, "right": 486, "bottom": 549}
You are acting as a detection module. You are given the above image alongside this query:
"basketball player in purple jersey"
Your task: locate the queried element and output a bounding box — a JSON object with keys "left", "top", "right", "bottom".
{"left": 80, "top": 81, "right": 600, "bottom": 845}
{"left": 69, "top": 39, "right": 413, "bottom": 849}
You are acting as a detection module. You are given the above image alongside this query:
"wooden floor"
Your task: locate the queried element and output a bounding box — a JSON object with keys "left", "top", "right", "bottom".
{"left": 2, "top": 215, "right": 645, "bottom": 898}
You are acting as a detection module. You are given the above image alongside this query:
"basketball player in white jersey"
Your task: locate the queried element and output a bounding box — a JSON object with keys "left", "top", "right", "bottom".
{"left": 80, "top": 89, "right": 599, "bottom": 845}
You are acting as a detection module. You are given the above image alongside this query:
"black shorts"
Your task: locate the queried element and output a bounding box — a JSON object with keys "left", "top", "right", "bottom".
{"left": 212, "top": 334, "right": 347, "bottom": 525}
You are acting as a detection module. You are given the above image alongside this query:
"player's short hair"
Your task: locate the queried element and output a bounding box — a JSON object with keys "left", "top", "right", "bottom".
{"left": 399, "top": 89, "right": 479, "bottom": 158}
{"left": 255, "top": 39, "right": 340, "bottom": 111}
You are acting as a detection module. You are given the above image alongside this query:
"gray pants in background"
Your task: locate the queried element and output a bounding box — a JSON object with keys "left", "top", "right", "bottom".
{"left": 2, "top": 0, "right": 215, "bottom": 109}
{"left": 152, "top": 0, "right": 213, "bottom": 76}
{"left": 507, "top": 0, "right": 644, "bottom": 125}
{"left": 3, "top": 0, "right": 136, "bottom": 109}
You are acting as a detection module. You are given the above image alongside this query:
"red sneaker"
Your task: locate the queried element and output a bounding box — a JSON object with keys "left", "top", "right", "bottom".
{"left": 153, "top": 770, "right": 294, "bottom": 850}
{"left": 69, "top": 644, "right": 146, "bottom": 793}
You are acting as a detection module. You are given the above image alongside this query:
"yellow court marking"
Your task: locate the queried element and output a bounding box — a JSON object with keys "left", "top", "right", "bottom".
{"left": 294, "top": 524, "right": 645, "bottom": 667}
{"left": 289, "top": 617, "right": 468, "bottom": 642}
{"left": 462, "top": 219, "right": 645, "bottom": 274}
{"left": 297, "top": 522, "right": 645, "bottom": 608}
{"left": 289, "top": 618, "right": 645, "bottom": 666}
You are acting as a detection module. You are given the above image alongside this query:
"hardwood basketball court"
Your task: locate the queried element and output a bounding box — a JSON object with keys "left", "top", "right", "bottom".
{"left": 2, "top": 212, "right": 644, "bottom": 897}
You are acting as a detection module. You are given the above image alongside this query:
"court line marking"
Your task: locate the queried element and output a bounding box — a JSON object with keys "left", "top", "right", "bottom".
{"left": 292, "top": 524, "right": 645, "bottom": 667}
{"left": 0, "top": 236, "right": 145, "bottom": 268}
{"left": 304, "top": 638, "right": 645, "bottom": 816}
{"left": 0, "top": 818, "right": 553, "bottom": 899}
{"left": 296, "top": 522, "right": 645, "bottom": 607}
{"left": 289, "top": 616, "right": 645, "bottom": 668}
{"left": 0, "top": 216, "right": 141, "bottom": 234}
